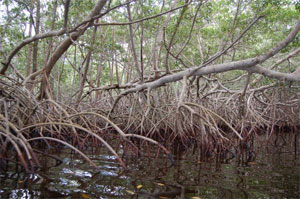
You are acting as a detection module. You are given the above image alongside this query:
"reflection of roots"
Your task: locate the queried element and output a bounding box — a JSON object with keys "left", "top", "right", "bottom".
{"left": 137, "top": 182, "right": 195, "bottom": 198}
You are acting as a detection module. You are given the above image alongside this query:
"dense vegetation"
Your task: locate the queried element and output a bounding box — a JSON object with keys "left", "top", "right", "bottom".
{"left": 0, "top": 0, "right": 299, "bottom": 172}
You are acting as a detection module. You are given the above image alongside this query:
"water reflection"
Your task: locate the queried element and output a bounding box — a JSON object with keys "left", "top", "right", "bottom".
{"left": 0, "top": 133, "right": 299, "bottom": 198}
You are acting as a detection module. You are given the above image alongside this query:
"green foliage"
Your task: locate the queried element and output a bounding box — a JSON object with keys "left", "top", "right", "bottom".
{"left": 0, "top": 0, "right": 298, "bottom": 96}
{"left": 296, "top": 1, "right": 300, "bottom": 12}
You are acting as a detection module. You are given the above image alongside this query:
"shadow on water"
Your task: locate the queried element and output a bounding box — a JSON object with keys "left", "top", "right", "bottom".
{"left": 0, "top": 133, "right": 299, "bottom": 199}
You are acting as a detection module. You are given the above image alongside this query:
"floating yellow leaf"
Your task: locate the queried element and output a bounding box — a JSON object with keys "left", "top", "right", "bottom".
{"left": 80, "top": 193, "right": 91, "bottom": 198}
{"left": 18, "top": 180, "right": 24, "bottom": 183}
{"left": 125, "top": 190, "right": 135, "bottom": 195}
{"left": 157, "top": 183, "right": 165, "bottom": 186}
{"left": 192, "top": 197, "right": 202, "bottom": 199}
{"left": 159, "top": 196, "right": 168, "bottom": 199}
{"left": 137, "top": 185, "right": 143, "bottom": 189}
{"left": 249, "top": 161, "right": 255, "bottom": 165}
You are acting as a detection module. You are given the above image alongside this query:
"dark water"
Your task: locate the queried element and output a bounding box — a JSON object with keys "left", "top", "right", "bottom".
{"left": 0, "top": 133, "right": 299, "bottom": 199}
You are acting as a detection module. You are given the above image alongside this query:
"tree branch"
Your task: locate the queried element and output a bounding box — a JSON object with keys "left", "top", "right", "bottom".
{"left": 0, "top": 29, "right": 67, "bottom": 74}
{"left": 94, "top": 2, "right": 190, "bottom": 26}
{"left": 0, "top": 0, "right": 133, "bottom": 75}
{"left": 257, "top": 16, "right": 300, "bottom": 63}
{"left": 248, "top": 65, "right": 300, "bottom": 81}
{"left": 110, "top": 17, "right": 300, "bottom": 112}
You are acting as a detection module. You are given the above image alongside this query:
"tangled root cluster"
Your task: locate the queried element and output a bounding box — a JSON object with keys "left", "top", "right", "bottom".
{"left": 0, "top": 76, "right": 299, "bottom": 172}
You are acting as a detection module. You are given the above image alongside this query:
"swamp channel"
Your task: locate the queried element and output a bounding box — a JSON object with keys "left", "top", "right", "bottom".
{"left": 0, "top": 132, "right": 299, "bottom": 199}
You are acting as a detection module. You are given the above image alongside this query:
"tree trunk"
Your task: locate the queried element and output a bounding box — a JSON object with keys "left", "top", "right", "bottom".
{"left": 44, "top": 0, "right": 58, "bottom": 65}
{"left": 75, "top": 26, "right": 98, "bottom": 107}
{"left": 56, "top": 56, "right": 65, "bottom": 102}
{"left": 26, "top": 1, "right": 34, "bottom": 78}
{"left": 151, "top": 0, "right": 178, "bottom": 77}
{"left": 39, "top": 0, "right": 107, "bottom": 99}
{"left": 164, "top": 2, "right": 188, "bottom": 73}
{"left": 32, "top": 0, "right": 40, "bottom": 82}
{"left": 126, "top": 2, "right": 142, "bottom": 81}
{"left": 95, "top": 24, "right": 104, "bottom": 100}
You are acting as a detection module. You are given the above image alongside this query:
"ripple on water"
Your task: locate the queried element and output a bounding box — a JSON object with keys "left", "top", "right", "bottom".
{"left": 0, "top": 134, "right": 299, "bottom": 198}
{"left": 61, "top": 168, "right": 92, "bottom": 177}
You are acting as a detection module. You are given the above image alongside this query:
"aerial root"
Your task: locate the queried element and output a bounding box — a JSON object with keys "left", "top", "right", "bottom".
{"left": 1, "top": 76, "right": 299, "bottom": 172}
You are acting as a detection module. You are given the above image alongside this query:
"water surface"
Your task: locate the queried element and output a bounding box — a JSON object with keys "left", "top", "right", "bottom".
{"left": 0, "top": 133, "right": 299, "bottom": 198}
